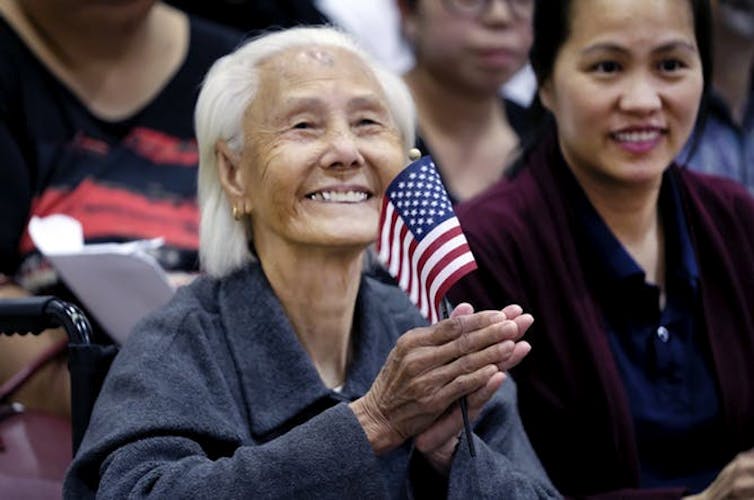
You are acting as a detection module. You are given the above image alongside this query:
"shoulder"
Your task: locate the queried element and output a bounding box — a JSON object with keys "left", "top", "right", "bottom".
{"left": 121, "top": 274, "right": 224, "bottom": 359}
{"left": 186, "top": 14, "right": 244, "bottom": 61}
{"left": 456, "top": 169, "right": 543, "bottom": 249}
{"left": 0, "top": 16, "right": 39, "bottom": 110}
{"left": 676, "top": 167, "right": 754, "bottom": 223}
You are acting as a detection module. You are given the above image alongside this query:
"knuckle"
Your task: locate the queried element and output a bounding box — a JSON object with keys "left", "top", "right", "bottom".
{"left": 458, "top": 355, "right": 476, "bottom": 374}
{"left": 395, "top": 334, "right": 412, "bottom": 354}
{"left": 409, "top": 377, "right": 432, "bottom": 398}
{"left": 439, "top": 316, "right": 464, "bottom": 340}
{"left": 455, "top": 331, "right": 473, "bottom": 356}
{"left": 402, "top": 351, "right": 423, "bottom": 377}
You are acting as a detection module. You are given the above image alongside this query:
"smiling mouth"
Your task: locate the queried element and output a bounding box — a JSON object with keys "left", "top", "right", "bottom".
{"left": 306, "top": 190, "right": 371, "bottom": 203}
{"left": 611, "top": 129, "right": 665, "bottom": 142}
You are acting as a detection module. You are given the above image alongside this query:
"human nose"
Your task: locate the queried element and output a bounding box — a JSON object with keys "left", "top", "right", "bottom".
{"left": 483, "top": 0, "right": 515, "bottom": 22}
{"left": 320, "top": 125, "right": 365, "bottom": 170}
{"left": 619, "top": 75, "right": 662, "bottom": 114}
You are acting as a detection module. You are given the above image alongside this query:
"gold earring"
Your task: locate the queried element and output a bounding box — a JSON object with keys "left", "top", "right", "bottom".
{"left": 232, "top": 205, "right": 241, "bottom": 221}
{"left": 408, "top": 148, "right": 422, "bottom": 161}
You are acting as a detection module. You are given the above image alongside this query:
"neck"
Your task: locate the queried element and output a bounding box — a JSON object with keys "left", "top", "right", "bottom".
{"left": 403, "top": 66, "right": 517, "bottom": 200}
{"left": 0, "top": 0, "right": 188, "bottom": 119}
{"left": 575, "top": 171, "right": 665, "bottom": 289}
{"left": 13, "top": 0, "right": 160, "bottom": 64}
{"left": 713, "top": 29, "right": 754, "bottom": 125}
{"left": 256, "top": 241, "right": 364, "bottom": 389}
{"left": 404, "top": 66, "right": 506, "bottom": 139}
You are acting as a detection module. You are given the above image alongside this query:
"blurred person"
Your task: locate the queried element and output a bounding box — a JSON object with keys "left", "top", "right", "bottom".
{"left": 64, "top": 26, "right": 559, "bottom": 499}
{"left": 682, "top": 0, "right": 754, "bottom": 193}
{"left": 165, "top": 0, "right": 328, "bottom": 35}
{"left": 449, "top": 0, "right": 754, "bottom": 497}
{"left": 0, "top": 0, "right": 240, "bottom": 417}
{"left": 396, "top": 0, "right": 534, "bottom": 203}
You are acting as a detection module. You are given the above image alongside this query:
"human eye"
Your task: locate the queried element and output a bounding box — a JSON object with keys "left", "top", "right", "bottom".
{"left": 292, "top": 121, "right": 314, "bottom": 130}
{"left": 353, "top": 112, "right": 385, "bottom": 133}
{"left": 657, "top": 58, "right": 685, "bottom": 73}
{"left": 287, "top": 114, "right": 321, "bottom": 134}
{"left": 590, "top": 60, "right": 622, "bottom": 74}
{"left": 357, "top": 117, "right": 380, "bottom": 127}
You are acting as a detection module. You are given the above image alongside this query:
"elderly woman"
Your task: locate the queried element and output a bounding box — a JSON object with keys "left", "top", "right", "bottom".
{"left": 64, "top": 27, "right": 557, "bottom": 499}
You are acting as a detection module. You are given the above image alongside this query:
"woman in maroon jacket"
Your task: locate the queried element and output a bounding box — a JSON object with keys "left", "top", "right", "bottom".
{"left": 449, "top": 0, "right": 754, "bottom": 498}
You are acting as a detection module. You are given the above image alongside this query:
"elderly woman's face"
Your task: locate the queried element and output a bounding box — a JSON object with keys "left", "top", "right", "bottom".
{"left": 237, "top": 46, "right": 405, "bottom": 254}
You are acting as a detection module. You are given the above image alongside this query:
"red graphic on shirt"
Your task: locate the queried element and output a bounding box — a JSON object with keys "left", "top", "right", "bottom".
{"left": 19, "top": 179, "right": 199, "bottom": 253}
{"left": 71, "top": 132, "right": 110, "bottom": 156}
{"left": 123, "top": 127, "right": 198, "bottom": 166}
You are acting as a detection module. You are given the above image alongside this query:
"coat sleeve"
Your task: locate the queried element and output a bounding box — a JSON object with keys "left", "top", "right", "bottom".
{"left": 63, "top": 307, "right": 390, "bottom": 499}
{"left": 446, "top": 377, "right": 561, "bottom": 499}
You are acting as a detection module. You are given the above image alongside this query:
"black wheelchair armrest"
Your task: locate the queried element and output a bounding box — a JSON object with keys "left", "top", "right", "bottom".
{"left": 0, "top": 296, "right": 92, "bottom": 344}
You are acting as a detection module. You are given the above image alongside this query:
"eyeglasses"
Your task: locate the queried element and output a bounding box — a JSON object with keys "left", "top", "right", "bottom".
{"left": 442, "top": 0, "right": 534, "bottom": 19}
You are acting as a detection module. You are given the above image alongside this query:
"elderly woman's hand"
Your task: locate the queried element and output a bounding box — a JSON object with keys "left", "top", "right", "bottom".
{"left": 414, "top": 303, "right": 532, "bottom": 474}
{"left": 349, "top": 304, "right": 532, "bottom": 457}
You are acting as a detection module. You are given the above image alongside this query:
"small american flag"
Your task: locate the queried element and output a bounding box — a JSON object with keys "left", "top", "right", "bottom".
{"left": 377, "top": 156, "right": 477, "bottom": 324}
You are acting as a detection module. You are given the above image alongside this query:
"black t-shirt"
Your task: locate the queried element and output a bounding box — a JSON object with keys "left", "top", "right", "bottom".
{"left": 0, "top": 15, "right": 241, "bottom": 293}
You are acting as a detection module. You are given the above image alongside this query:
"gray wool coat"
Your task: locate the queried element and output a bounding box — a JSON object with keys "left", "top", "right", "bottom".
{"left": 64, "top": 262, "right": 558, "bottom": 499}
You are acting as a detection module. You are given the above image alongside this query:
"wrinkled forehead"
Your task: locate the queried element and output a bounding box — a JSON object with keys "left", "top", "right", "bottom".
{"left": 258, "top": 45, "right": 378, "bottom": 84}
{"left": 245, "top": 45, "right": 390, "bottom": 123}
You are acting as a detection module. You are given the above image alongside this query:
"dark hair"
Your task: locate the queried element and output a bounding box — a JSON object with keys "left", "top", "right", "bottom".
{"left": 510, "top": 0, "right": 713, "bottom": 176}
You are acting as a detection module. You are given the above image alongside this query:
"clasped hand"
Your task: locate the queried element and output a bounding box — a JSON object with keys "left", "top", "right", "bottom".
{"left": 349, "top": 303, "right": 533, "bottom": 472}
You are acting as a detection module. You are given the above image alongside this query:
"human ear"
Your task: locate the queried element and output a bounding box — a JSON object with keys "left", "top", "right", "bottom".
{"left": 538, "top": 80, "right": 555, "bottom": 113}
{"left": 216, "top": 140, "right": 251, "bottom": 215}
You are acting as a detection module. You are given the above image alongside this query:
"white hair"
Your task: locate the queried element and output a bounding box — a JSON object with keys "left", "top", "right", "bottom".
{"left": 195, "top": 26, "right": 417, "bottom": 277}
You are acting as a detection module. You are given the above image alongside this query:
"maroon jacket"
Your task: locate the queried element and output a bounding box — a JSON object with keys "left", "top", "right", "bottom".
{"left": 449, "top": 135, "right": 754, "bottom": 499}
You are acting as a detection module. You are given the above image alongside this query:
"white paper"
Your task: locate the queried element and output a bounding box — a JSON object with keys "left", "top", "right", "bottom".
{"left": 28, "top": 215, "right": 176, "bottom": 344}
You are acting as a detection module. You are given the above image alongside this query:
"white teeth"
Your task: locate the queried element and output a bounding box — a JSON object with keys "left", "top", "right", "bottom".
{"left": 308, "top": 191, "right": 368, "bottom": 203}
{"left": 614, "top": 130, "right": 660, "bottom": 142}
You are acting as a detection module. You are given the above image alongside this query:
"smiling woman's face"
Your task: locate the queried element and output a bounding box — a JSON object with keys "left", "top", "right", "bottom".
{"left": 231, "top": 46, "right": 405, "bottom": 257}
{"left": 539, "top": 0, "right": 703, "bottom": 190}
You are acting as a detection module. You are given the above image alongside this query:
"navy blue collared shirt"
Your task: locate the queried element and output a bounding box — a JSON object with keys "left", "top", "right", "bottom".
{"left": 567, "top": 167, "right": 727, "bottom": 493}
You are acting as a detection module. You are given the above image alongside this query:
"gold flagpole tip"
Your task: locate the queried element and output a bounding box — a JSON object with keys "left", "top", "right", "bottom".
{"left": 408, "top": 148, "right": 422, "bottom": 161}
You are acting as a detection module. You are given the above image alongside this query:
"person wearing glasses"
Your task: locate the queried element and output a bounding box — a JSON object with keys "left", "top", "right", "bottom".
{"left": 449, "top": 0, "right": 754, "bottom": 497}
{"left": 396, "top": 0, "right": 534, "bottom": 203}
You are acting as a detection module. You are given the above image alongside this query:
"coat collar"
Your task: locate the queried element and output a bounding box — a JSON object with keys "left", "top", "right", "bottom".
{"left": 216, "top": 263, "right": 397, "bottom": 438}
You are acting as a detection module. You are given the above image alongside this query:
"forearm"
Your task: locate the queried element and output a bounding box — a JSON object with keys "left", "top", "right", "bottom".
{"left": 74, "top": 404, "right": 388, "bottom": 499}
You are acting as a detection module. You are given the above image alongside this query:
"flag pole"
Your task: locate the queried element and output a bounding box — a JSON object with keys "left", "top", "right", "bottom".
{"left": 440, "top": 297, "right": 476, "bottom": 457}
